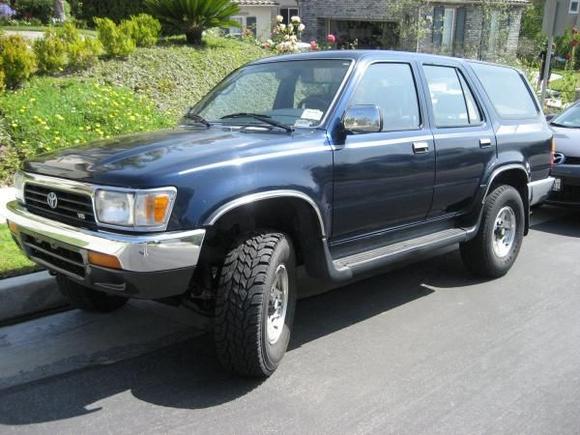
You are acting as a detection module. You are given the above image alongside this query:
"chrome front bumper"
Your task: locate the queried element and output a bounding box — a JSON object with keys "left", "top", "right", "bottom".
{"left": 4, "top": 200, "right": 205, "bottom": 273}
{"left": 528, "top": 177, "right": 555, "bottom": 206}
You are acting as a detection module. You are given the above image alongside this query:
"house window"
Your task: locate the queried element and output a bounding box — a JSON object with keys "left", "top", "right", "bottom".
{"left": 229, "top": 16, "right": 244, "bottom": 36}
{"left": 570, "top": 0, "right": 579, "bottom": 14}
{"left": 228, "top": 16, "right": 257, "bottom": 36}
{"left": 432, "top": 5, "right": 465, "bottom": 54}
{"left": 441, "top": 7, "right": 456, "bottom": 50}
{"left": 280, "top": 7, "right": 299, "bottom": 25}
{"left": 246, "top": 16, "right": 257, "bottom": 36}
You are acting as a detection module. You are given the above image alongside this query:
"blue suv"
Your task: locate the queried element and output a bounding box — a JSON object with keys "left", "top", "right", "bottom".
{"left": 4, "top": 51, "right": 554, "bottom": 376}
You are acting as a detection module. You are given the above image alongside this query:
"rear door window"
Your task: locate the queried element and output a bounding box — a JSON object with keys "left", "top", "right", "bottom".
{"left": 423, "top": 65, "right": 482, "bottom": 128}
{"left": 469, "top": 62, "right": 538, "bottom": 118}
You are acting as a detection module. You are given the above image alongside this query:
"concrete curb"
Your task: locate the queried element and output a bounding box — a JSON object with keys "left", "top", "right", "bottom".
{"left": 0, "top": 271, "right": 67, "bottom": 324}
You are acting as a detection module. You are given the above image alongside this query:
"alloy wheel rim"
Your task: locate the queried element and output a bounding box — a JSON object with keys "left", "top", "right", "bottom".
{"left": 266, "top": 264, "right": 289, "bottom": 345}
{"left": 492, "top": 206, "right": 516, "bottom": 258}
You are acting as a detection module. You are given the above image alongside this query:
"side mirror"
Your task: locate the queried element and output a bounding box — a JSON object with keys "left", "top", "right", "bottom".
{"left": 545, "top": 113, "right": 556, "bottom": 122}
{"left": 342, "top": 104, "right": 383, "bottom": 134}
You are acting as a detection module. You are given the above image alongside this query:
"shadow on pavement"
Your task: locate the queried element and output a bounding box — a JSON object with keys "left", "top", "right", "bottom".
{"left": 531, "top": 209, "right": 580, "bottom": 238}
{"left": 0, "top": 208, "right": 573, "bottom": 425}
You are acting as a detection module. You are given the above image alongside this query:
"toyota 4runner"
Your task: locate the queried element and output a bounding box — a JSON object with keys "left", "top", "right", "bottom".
{"left": 4, "top": 51, "right": 555, "bottom": 377}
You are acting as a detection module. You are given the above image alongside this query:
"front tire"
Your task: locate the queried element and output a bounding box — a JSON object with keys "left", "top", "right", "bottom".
{"left": 214, "top": 231, "right": 296, "bottom": 377}
{"left": 56, "top": 275, "right": 128, "bottom": 312}
{"left": 460, "top": 185, "right": 525, "bottom": 278}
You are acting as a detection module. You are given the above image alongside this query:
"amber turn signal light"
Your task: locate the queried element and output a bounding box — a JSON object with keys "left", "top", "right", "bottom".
{"left": 7, "top": 220, "right": 19, "bottom": 235}
{"left": 88, "top": 251, "right": 122, "bottom": 270}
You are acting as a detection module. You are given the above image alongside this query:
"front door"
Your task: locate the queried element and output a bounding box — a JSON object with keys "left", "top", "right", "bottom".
{"left": 332, "top": 62, "right": 435, "bottom": 242}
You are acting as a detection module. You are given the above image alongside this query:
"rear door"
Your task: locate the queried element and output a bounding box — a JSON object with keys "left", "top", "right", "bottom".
{"left": 420, "top": 63, "right": 496, "bottom": 218}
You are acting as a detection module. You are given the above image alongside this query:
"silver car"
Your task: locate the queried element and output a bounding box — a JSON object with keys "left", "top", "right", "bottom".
{"left": 548, "top": 103, "right": 580, "bottom": 206}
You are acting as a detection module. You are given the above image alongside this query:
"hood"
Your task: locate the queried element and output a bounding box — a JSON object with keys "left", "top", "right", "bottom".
{"left": 23, "top": 126, "right": 321, "bottom": 188}
{"left": 550, "top": 125, "right": 580, "bottom": 158}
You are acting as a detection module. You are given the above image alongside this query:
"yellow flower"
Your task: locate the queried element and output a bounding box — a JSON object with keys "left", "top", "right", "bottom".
{"left": 55, "top": 114, "right": 65, "bottom": 121}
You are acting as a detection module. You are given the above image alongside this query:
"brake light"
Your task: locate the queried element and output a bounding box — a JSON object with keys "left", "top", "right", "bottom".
{"left": 549, "top": 137, "right": 556, "bottom": 168}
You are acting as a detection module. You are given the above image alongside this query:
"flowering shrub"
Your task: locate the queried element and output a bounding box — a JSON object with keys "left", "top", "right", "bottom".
{"left": 0, "top": 34, "right": 37, "bottom": 89}
{"left": 120, "top": 14, "right": 161, "bottom": 48}
{"left": 33, "top": 23, "right": 103, "bottom": 74}
{"left": 95, "top": 17, "right": 136, "bottom": 58}
{"left": 0, "top": 3, "right": 16, "bottom": 19}
{"left": 268, "top": 14, "right": 305, "bottom": 54}
{"left": 33, "top": 28, "right": 68, "bottom": 74}
{"left": 57, "top": 22, "right": 103, "bottom": 71}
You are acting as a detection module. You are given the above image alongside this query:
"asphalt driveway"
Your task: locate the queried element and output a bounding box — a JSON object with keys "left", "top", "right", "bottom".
{"left": 0, "top": 207, "right": 579, "bottom": 435}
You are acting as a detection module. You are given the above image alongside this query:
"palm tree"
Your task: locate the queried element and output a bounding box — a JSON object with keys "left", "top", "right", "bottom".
{"left": 145, "top": 0, "right": 241, "bottom": 45}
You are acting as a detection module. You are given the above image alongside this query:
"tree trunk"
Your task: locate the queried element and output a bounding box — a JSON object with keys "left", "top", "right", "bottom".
{"left": 54, "top": 0, "right": 66, "bottom": 22}
{"left": 186, "top": 28, "right": 204, "bottom": 45}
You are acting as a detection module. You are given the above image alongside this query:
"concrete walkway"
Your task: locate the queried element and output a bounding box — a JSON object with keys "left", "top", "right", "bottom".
{"left": 0, "top": 187, "right": 16, "bottom": 224}
{"left": 2, "top": 30, "right": 45, "bottom": 41}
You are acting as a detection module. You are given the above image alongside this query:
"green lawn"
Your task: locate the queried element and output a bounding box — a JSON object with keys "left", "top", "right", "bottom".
{"left": 0, "top": 224, "right": 41, "bottom": 278}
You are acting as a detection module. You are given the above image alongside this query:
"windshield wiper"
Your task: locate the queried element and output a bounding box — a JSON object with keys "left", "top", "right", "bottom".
{"left": 183, "top": 110, "right": 212, "bottom": 128}
{"left": 220, "top": 112, "right": 294, "bottom": 133}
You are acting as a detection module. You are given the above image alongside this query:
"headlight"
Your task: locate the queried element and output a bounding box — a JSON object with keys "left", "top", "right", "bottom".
{"left": 95, "top": 187, "right": 176, "bottom": 230}
{"left": 13, "top": 171, "right": 25, "bottom": 203}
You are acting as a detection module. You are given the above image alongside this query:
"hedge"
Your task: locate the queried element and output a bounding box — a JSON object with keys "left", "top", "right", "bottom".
{"left": 76, "top": 0, "right": 148, "bottom": 23}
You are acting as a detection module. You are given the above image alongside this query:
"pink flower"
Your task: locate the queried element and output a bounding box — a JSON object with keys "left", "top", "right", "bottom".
{"left": 327, "top": 34, "right": 336, "bottom": 44}
{"left": 310, "top": 40, "right": 319, "bottom": 51}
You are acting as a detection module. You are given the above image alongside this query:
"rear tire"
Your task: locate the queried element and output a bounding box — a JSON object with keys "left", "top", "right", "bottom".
{"left": 56, "top": 275, "right": 128, "bottom": 312}
{"left": 214, "top": 231, "right": 296, "bottom": 377}
{"left": 460, "top": 185, "right": 525, "bottom": 278}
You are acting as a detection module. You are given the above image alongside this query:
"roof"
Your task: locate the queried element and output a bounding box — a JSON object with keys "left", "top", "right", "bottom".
{"left": 251, "top": 50, "right": 521, "bottom": 73}
{"left": 233, "top": 0, "right": 279, "bottom": 6}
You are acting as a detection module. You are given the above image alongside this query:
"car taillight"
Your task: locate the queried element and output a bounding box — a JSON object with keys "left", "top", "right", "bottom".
{"left": 549, "top": 137, "right": 556, "bottom": 169}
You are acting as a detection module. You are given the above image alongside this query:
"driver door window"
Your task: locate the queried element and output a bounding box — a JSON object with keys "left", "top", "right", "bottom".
{"left": 349, "top": 63, "right": 421, "bottom": 131}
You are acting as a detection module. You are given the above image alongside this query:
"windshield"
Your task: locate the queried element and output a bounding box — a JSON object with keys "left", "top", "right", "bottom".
{"left": 552, "top": 105, "right": 580, "bottom": 128}
{"left": 193, "top": 59, "right": 352, "bottom": 129}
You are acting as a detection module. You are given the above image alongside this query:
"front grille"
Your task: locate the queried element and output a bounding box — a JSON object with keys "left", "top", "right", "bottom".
{"left": 550, "top": 183, "right": 580, "bottom": 203}
{"left": 24, "top": 183, "right": 96, "bottom": 229}
{"left": 564, "top": 156, "right": 580, "bottom": 165}
{"left": 21, "top": 233, "right": 86, "bottom": 278}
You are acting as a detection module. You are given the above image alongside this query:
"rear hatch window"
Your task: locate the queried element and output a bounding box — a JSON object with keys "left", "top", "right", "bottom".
{"left": 470, "top": 62, "right": 538, "bottom": 119}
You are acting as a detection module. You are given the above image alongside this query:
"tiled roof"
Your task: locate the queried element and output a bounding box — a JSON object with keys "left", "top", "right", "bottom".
{"left": 233, "top": 0, "right": 279, "bottom": 5}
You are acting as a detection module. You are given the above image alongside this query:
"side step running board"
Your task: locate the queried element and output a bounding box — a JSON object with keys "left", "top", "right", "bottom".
{"left": 332, "top": 227, "right": 475, "bottom": 277}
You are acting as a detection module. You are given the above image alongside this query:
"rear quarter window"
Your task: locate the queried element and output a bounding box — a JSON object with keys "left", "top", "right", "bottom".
{"left": 470, "top": 62, "right": 538, "bottom": 119}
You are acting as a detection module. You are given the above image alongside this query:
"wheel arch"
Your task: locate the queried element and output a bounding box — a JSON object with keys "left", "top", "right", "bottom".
{"left": 203, "top": 191, "right": 329, "bottom": 278}
{"left": 484, "top": 164, "right": 530, "bottom": 234}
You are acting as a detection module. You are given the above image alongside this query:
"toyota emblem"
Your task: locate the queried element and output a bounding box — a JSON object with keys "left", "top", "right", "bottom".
{"left": 46, "top": 192, "right": 58, "bottom": 209}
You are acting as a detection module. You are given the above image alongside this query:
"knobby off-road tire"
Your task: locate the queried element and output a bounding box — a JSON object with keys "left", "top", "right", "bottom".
{"left": 214, "top": 231, "right": 297, "bottom": 377}
{"left": 460, "top": 185, "right": 525, "bottom": 278}
{"left": 56, "top": 274, "right": 128, "bottom": 312}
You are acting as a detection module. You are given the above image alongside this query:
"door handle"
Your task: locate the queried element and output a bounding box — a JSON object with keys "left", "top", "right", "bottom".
{"left": 479, "top": 138, "right": 492, "bottom": 148}
{"left": 412, "top": 142, "right": 430, "bottom": 154}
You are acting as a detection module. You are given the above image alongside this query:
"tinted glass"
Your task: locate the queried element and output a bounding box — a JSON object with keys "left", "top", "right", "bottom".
{"left": 350, "top": 63, "right": 420, "bottom": 131}
{"left": 470, "top": 62, "right": 538, "bottom": 118}
{"left": 196, "top": 60, "right": 351, "bottom": 128}
{"left": 424, "top": 65, "right": 472, "bottom": 127}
